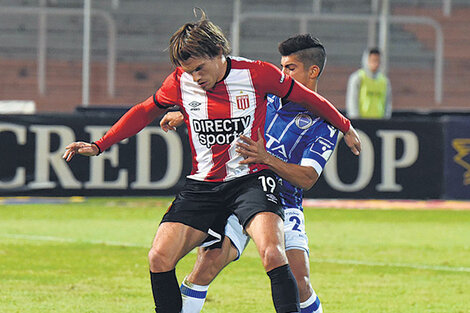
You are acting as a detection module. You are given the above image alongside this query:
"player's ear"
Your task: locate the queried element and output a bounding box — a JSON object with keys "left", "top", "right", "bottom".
{"left": 309, "top": 65, "right": 320, "bottom": 79}
{"left": 216, "top": 45, "right": 225, "bottom": 57}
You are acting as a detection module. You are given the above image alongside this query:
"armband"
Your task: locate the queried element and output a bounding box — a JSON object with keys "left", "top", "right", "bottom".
{"left": 91, "top": 142, "right": 102, "bottom": 156}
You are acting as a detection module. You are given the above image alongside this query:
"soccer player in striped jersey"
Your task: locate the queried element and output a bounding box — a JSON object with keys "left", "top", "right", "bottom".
{"left": 161, "top": 34, "right": 335, "bottom": 313}
{"left": 64, "top": 10, "right": 360, "bottom": 313}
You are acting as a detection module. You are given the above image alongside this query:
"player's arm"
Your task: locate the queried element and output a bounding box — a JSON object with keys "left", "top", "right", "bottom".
{"left": 237, "top": 130, "right": 318, "bottom": 190}
{"left": 63, "top": 96, "right": 168, "bottom": 162}
{"left": 260, "top": 62, "right": 361, "bottom": 155}
{"left": 160, "top": 111, "right": 185, "bottom": 132}
{"left": 285, "top": 81, "right": 361, "bottom": 156}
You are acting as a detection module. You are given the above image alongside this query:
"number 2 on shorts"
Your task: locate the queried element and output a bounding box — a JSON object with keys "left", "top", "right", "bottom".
{"left": 289, "top": 216, "right": 301, "bottom": 231}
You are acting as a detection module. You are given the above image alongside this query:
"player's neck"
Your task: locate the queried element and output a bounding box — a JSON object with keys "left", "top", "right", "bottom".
{"left": 216, "top": 55, "right": 228, "bottom": 82}
{"left": 306, "top": 79, "right": 318, "bottom": 93}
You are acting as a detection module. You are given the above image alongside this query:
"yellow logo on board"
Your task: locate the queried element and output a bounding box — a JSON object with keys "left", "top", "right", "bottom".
{"left": 452, "top": 138, "right": 470, "bottom": 185}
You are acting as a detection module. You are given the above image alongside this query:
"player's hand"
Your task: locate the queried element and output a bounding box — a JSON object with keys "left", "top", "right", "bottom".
{"left": 62, "top": 141, "right": 99, "bottom": 162}
{"left": 236, "top": 129, "right": 271, "bottom": 165}
{"left": 343, "top": 125, "right": 361, "bottom": 156}
{"left": 160, "top": 111, "right": 184, "bottom": 132}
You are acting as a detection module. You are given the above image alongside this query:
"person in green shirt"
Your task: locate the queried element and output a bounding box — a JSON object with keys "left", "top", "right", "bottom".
{"left": 346, "top": 48, "right": 392, "bottom": 119}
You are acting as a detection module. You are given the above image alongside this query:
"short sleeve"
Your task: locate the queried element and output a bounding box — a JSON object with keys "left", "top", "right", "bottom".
{"left": 300, "top": 123, "right": 339, "bottom": 175}
{"left": 154, "top": 69, "right": 182, "bottom": 108}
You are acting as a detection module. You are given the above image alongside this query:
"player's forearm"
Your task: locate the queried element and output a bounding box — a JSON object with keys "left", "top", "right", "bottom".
{"left": 287, "top": 82, "right": 350, "bottom": 133}
{"left": 264, "top": 153, "right": 318, "bottom": 190}
{"left": 95, "top": 100, "right": 165, "bottom": 151}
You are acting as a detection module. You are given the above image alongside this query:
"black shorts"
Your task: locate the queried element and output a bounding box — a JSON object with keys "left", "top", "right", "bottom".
{"left": 161, "top": 169, "right": 283, "bottom": 246}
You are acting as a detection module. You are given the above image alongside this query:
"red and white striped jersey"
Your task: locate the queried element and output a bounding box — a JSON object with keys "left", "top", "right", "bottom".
{"left": 95, "top": 57, "right": 349, "bottom": 183}
{"left": 155, "top": 57, "right": 294, "bottom": 182}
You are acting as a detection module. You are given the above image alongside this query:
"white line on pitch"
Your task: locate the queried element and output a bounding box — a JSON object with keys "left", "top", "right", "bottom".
{"left": 2, "top": 233, "right": 469, "bottom": 273}
{"left": 311, "top": 258, "right": 470, "bottom": 273}
{"left": 0, "top": 233, "right": 149, "bottom": 249}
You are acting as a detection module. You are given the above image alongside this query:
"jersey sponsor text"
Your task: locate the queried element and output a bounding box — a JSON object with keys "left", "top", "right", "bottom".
{"left": 192, "top": 116, "right": 251, "bottom": 148}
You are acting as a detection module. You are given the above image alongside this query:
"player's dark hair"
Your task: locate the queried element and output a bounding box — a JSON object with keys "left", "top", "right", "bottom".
{"left": 278, "top": 34, "right": 327, "bottom": 77}
{"left": 169, "top": 8, "right": 231, "bottom": 67}
{"left": 369, "top": 47, "right": 381, "bottom": 56}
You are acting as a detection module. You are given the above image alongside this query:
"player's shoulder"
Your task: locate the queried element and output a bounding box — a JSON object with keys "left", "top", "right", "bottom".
{"left": 162, "top": 67, "right": 184, "bottom": 84}
{"left": 267, "top": 94, "right": 282, "bottom": 110}
{"left": 267, "top": 94, "right": 280, "bottom": 103}
{"left": 312, "top": 121, "right": 339, "bottom": 141}
{"left": 173, "top": 67, "right": 185, "bottom": 78}
{"left": 229, "top": 56, "right": 273, "bottom": 70}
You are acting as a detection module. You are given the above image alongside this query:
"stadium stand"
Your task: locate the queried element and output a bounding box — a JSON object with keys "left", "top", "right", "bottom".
{"left": 0, "top": 0, "right": 468, "bottom": 112}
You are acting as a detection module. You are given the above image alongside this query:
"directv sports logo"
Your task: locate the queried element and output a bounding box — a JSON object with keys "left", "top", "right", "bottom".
{"left": 192, "top": 116, "right": 251, "bottom": 148}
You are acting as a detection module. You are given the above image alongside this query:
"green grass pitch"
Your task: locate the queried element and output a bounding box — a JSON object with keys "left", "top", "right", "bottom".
{"left": 0, "top": 197, "right": 469, "bottom": 313}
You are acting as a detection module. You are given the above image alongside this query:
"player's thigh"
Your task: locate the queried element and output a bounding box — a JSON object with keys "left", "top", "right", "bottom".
{"left": 149, "top": 221, "right": 208, "bottom": 271}
{"left": 284, "top": 208, "right": 309, "bottom": 253}
{"left": 224, "top": 214, "right": 250, "bottom": 260}
{"left": 284, "top": 209, "right": 312, "bottom": 294}
{"left": 230, "top": 170, "right": 284, "bottom": 228}
{"left": 188, "top": 215, "right": 249, "bottom": 285}
{"left": 245, "top": 212, "right": 287, "bottom": 270}
{"left": 189, "top": 236, "right": 238, "bottom": 285}
{"left": 163, "top": 179, "right": 230, "bottom": 246}
{"left": 245, "top": 212, "right": 285, "bottom": 249}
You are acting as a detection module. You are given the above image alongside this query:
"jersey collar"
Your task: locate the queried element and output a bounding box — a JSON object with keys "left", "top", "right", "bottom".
{"left": 217, "top": 57, "right": 231, "bottom": 84}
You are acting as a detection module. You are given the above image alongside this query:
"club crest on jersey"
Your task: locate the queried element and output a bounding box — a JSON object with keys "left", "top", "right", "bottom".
{"left": 236, "top": 94, "right": 250, "bottom": 110}
{"left": 295, "top": 113, "right": 313, "bottom": 129}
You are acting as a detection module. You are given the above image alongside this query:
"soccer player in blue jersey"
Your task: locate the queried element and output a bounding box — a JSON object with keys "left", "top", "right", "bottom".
{"left": 160, "top": 34, "right": 338, "bottom": 313}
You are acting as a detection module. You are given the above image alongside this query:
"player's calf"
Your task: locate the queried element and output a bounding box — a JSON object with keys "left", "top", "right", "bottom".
{"left": 267, "top": 264, "right": 301, "bottom": 313}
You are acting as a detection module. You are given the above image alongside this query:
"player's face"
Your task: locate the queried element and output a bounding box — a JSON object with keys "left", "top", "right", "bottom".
{"left": 280, "top": 55, "right": 309, "bottom": 87}
{"left": 368, "top": 53, "right": 381, "bottom": 73}
{"left": 180, "top": 54, "right": 227, "bottom": 90}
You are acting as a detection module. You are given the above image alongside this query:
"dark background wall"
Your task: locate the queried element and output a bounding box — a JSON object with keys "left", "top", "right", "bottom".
{"left": 1, "top": 112, "right": 468, "bottom": 199}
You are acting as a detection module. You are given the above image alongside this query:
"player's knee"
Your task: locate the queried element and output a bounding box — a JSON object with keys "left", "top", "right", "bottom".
{"left": 259, "top": 244, "right": 287, "bottom": 270}
{"left": 148, "top": 247, "right": 176, "bottom": 272}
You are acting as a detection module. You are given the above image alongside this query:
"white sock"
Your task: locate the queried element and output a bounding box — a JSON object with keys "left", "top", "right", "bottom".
{"left": 180, "top": 277, "right": 210, "bottom": 313}
{"left": 300, "top": 290, "right": 322, "bottom": 313}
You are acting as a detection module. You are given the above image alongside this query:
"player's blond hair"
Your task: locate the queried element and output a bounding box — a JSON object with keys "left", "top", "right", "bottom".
{"left": 169, "top": 8, "right": 230, "bottom": 67}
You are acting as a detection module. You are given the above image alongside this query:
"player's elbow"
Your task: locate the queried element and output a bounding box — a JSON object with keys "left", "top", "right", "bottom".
{"left": 299, "top": 178, "right": 316, "bottom": 190}
{"left": 298, "top": 171, "right": 319, "bottom": 190}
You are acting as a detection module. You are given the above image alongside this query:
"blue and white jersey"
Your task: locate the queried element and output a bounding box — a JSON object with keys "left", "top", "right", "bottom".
{"left": 265, "top": 95, "right": 339, "bottom": 210}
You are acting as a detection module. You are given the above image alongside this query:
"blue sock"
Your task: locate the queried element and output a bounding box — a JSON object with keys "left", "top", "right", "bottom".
{"left": 300, "top": 291, "right": 322, "bottom": 313}
{"left": 180, "top": 277, "right": 209, "bottom": 313}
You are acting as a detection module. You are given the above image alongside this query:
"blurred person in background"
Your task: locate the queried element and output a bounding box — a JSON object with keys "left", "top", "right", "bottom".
{"left": 346, "top": 48, "right": 392, "bottom": 119}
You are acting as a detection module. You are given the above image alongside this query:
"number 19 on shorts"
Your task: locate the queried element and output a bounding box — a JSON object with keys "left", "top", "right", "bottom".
{"left": 258, "top": 175, "right": 277, "bottom": 193}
